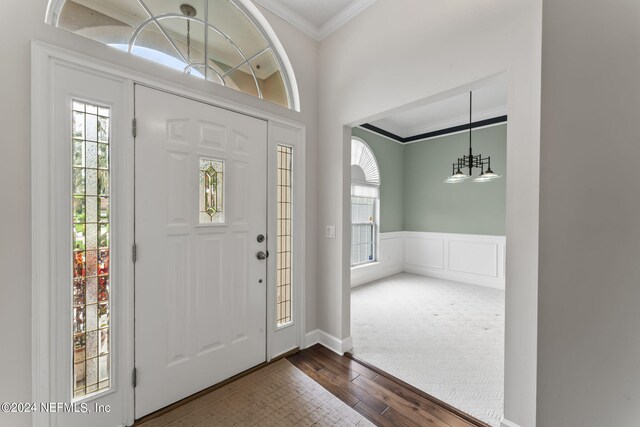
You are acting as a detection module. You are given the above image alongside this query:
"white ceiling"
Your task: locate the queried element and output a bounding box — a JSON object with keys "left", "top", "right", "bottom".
{"left": 368, "top": 82, "right": 508, "bottom": 139}
{"left": 252, "top": 0, "right": 376, "bottom": 40}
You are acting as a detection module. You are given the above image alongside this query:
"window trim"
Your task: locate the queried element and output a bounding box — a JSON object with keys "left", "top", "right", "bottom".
{"left": 45, "top": 0, "right": 300, "bottom": 111}
{"left": 266, "top": 123, "right": 307, "bottom": 359}
{"left": 350, "top": 137, "right": 381, "bottom": 268}
{"left": 31, "top": 48, "right": 136, "bottom": 426}
{"left": 32, "top": 40, "right": 307, "bottom": 427}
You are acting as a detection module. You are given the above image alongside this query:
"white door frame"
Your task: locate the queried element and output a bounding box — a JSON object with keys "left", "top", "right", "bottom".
{"left": 31, "top": 40, "right": 306, "bottom": 427}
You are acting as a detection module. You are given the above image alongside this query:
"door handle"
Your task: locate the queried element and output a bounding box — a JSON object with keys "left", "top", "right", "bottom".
{"left": 256, "top": 251, "right": 267, "bottom": 260}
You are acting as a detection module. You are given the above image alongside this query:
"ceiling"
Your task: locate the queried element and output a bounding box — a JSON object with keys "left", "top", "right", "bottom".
{"left": 365, "top": 82, "right": 508, "bottom": 141}
{"left": 252, "top": 0, "right": 376, "bottom": 40}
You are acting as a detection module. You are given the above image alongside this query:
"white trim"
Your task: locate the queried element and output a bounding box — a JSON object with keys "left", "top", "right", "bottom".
{"left": 253, "top": 0, "right": 320, "bottom": 40}
{"left": 317, "top": 0, "right": 377, "bottom": 40}
{"left": 355, "top": 126, "right": 403, "bottom": 144}
{"left": 351, "top": 231, "right": 506, "bottom": 290}
{"left": 501, "top": 419, "right": 522, "bottom": 427}
{"left": 351, "top": 135, "right": 381, "bottom": 185}
{"left": 380, "top": 105, "right": 508, "bottom": 139}
{"left": 235, "top": 0, "right": 300, "bottom": 112}
{"left": 253, "top": 0, "right": 376, "bottom": 41}
{"left": 33, "top": 41, "right": 303, "bottom": 129}
{"left": 304, "top": 329, "right": 353, "bottom": 355}
{"left": 356, "top": 119, "right": 507, "bottom": 145}
{"left": 404, "top": 265, "right": 504, "bottom": 289}
{"left": 403, "top": 231, "right": 505, "bottom": 289}
{"left": 305, "top": 329, "right": 320, "bottom": 347}
{"left": 44, "top": 0, "right": 301, "bottom": 112}
{"left": 31, "top": 40, "right": 306, "bottom": 427}
{"left": 31, "top": 41, "right": 53, "bottom": 427}
{"left": 267, "top": 122, "right": 307, "bottom": 360}
{"left": 351, "top": 232, "right": 404, "bottom": 287}
{"left": 376, "top": 231, "right": 405, "bottom": 240}
{"left": 32, "top": 44, "right": 136, "bottom": 427}
{"left": 351, "top": 263, "right": 404, "bottom": 287}
{"left": 401, "top": 121, "right": 507, "bottom": 145}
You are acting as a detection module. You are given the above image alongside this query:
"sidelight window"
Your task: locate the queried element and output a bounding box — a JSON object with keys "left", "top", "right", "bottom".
{"left": 276, "top": 145, "right": 293, "bottom": 327}
{"left": 72, "top": 100, "right": 111, "bottom": 398}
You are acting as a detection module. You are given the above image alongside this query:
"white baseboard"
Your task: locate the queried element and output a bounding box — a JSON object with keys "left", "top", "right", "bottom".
{"left": 351, "top": 263, "right": 403, "bottom": 287}
{"left": 404, "top": 264, "right": 505, "bottom": 290}
{"left": 305, "top": 329, "right": 320, "bottom": 347}
{"left": 351, "top": 231, "right": 506, "bottom": 290}
{"left": 351, "top": 232, "right": 405, "bottom": 287}
{"left": 501, "top": 419, "right": 521, "bottom": 427}
{"left": 304, "top": 329, "right": 353, "bottom": 355}
{"left": 341, "top": 335, "right": 353, "bottom": 353}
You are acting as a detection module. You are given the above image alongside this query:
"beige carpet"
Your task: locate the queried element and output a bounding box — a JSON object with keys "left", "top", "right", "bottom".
{"left": 352, "top": 273, "right": 504, "bottom": 426}
{"left": 138, "top": 359, "right": 374, "bottom": 427}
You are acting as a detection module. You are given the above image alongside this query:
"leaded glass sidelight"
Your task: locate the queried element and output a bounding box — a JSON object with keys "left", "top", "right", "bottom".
{"left": 276, "top": 145, "right": 293, "bottom": 327}
{"left": 199, "top": 158, "right": 224, "bottom": 224}
{"left": 72, "top": 100, "right": 111, "bottom": 399}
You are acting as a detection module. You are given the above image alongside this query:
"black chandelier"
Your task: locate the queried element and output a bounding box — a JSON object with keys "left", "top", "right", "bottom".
{"left": 444, "top": 91, "right": 501, "bottom": 183}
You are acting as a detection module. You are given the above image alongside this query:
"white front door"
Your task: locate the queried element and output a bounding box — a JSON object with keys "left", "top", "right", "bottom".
{"left": 134, "top": 85, "right": 268, "bottom": 418}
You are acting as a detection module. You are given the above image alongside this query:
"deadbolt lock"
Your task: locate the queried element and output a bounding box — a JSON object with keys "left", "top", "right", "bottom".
{"left": 257, "top": 234, "right": 265, "bottom": 243}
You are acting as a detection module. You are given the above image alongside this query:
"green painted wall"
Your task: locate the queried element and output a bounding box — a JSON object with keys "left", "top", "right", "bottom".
{"left": 352, "top": 127, "right": 404, "bottom": 232}
{"left": 403, "top": 124, "right": 506, "bottom": 235}
{"left": 353, "top": 124, "right": 506, "bottom": 236}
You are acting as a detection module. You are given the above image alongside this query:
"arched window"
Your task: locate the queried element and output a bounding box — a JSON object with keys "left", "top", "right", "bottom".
{"left": 46, "top": 0, "right": 299, "bottom": 110}
{"left": 351, "top": 137, "right": 380, "bottom": 266}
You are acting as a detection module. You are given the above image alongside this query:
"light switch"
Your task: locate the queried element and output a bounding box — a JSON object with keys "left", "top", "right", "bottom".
{"left": 325, "top": 225, "right": 336, "bottom": 238}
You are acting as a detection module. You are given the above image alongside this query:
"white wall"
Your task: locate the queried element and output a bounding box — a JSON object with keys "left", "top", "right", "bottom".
{"left": 351, "top": 232, "right": 506, "bottom": 289}
{"left": 537, "top": 1, "right": 640, "bottom": 426}
{"left": 316, "top": 1, "right": 542, "bottom": 426}
{"left": 0, "top": 2, "right": 318, "bottom": 426}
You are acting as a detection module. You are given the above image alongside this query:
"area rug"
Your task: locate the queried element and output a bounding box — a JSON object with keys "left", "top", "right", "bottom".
{"left": 351, "top": 273, "right": 504, "bottom": 426}
{"left": 138, "top": 359, "right": 374, "bottom": 427}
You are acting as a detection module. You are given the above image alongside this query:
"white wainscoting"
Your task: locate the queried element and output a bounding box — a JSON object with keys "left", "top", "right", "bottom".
{"left": 351, "top": 231, "right": 506, "bottom": 290}
{"left": 351, "top": 232, "right": 405, "bottom": 287}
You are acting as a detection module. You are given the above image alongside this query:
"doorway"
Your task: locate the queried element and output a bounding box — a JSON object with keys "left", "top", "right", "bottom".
{"left": 348, "top": 80, "right": 508, "bottom": 426}
{"left": 134, "top": 85, "right": 269, "bottom": 418}
{"left": 33, "top": 46, "right": 306, "bottom": 427}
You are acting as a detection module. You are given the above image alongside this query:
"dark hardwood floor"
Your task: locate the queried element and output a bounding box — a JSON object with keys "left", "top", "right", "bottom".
{"left": 287, "top": 345, "right": 489, "bottom": 427}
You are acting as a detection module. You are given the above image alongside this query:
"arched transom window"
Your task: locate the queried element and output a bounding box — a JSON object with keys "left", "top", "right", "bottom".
{"left": 46, "top": 0, "right": 299, "bottom": 110}
{"left": 351, "top": 137, "right": 380, "bottom": 266}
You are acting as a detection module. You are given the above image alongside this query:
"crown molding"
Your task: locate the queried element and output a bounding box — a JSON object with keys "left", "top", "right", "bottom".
{"left": 252, "top": 0, "right": 376, "bottom": 41}
{"left": 398, "top": 105, "right": 508, "bottom": 137}
{"left": 253, "top": 0, "right": 321, "bottom": 40}
{"left": 359, "top": 114, "right": 508, "bottom": 144}
{"left": 317, "top": 0, "right": 377, "bottom": 40}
